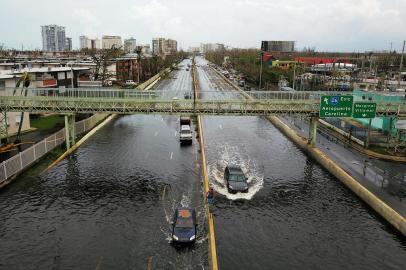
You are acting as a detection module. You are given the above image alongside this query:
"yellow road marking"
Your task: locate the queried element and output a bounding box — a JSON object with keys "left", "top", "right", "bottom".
{"left": 147, "top": 256, "right": 153, "bottom": 270}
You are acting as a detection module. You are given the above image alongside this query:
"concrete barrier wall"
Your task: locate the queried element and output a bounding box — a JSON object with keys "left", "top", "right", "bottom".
{"left": 136, "top": 67, "right": 172, "bottom": 90}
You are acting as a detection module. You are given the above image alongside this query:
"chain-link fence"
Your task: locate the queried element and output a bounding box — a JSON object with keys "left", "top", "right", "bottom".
{"left": 0, "top": 114, "right": 108, "bottom": 185}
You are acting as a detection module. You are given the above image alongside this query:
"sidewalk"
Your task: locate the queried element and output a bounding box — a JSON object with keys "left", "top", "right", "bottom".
{"left": 280, "top": 116, "right": 406, "bottom": 217}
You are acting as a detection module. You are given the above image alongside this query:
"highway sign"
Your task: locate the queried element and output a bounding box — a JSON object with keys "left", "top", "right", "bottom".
{"left": 353, "top": 102, "right": 377, "bottom": 118}
{"left": 319, "top": 95, "right": 353, "bottom": 118}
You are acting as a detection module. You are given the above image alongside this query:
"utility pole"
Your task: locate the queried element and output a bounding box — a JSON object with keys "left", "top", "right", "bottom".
{"left": 259, "top": 51, "right": 264, "bottom": 89}
{"left": 398, "top": 40, "right": 405, "bottom": 88}
{"left": 293, "top": 64, "right": 296, "bottom": 90}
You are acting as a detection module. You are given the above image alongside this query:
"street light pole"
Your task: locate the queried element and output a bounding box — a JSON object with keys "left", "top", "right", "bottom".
{"left": 398, "top": 40, "right": 405, "bottom": 88}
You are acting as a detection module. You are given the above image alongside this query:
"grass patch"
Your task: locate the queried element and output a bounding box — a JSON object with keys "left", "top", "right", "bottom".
{"left": 23, "top": 146, "right": 66, "bottom": 177}
{"left": 30, "top": 115, "right": 65, "bottom": 131}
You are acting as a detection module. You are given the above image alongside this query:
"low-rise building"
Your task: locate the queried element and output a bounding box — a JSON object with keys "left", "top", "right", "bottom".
{"left": 271, "top": 60, "right": 298, "bottom": 70}
{"left": 0, "top": 66, "right": 91, "bottom": 136}
{"left": 116, "top": 54, "right": 139, "bottom": 84}
{"left": 0, "top": 74, "right": 29, "bottom": 136}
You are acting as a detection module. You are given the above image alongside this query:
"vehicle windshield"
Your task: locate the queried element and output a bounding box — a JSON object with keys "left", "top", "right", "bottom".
{"left": 229, "top": 174, "right": 245, "bottom": 182}
{"left": 175, "top": 218, "right": 194, "bottom": 228}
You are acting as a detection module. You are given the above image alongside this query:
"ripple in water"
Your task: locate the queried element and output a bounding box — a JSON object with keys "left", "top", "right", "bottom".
{"left": 208, "top": 144, "right": 264, "bottom": 200}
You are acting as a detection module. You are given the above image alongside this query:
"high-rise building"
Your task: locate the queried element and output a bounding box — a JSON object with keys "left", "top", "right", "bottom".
{"left": 164, "top": 39, "right": 177, "bottom": 54}
{"left": 41, "top": 25, "right": 66, "bottom": 51}
{"left": 137, "top": 44, "right": 151, "bottom": 54}
{"left": 152, "top": 38, "right": 177, "bottom": 55}
{"left": 79, "top": 36, "right": 100, "bottom": 50}
{"left": 152, "top": 38, "right": 165, "bottom": 55}
{"left": 200, "top": 43, "right": 225, "bottom": 54}
{"left": 102, "top": 35, "right": 122, "bottom": 49}
{"left": 65, "top": 37, "right": 72, "bottom": 51}
{"left": 124, "top": 38, "right": 137, "bottom": 53}
{"left": 261, "top": 41, "right": 295, "bottom": 52}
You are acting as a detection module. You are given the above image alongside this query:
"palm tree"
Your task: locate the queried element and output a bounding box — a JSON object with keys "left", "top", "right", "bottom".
{"left": 13, "top": 72, "right": 31, "bottom": 147}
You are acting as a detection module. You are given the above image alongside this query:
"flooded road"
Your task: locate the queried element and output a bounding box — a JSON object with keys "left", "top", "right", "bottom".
{"left": 195, "top": 56, "right": 406, "bottom": 270}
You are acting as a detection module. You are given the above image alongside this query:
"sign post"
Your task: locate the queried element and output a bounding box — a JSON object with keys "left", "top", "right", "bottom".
{"left": 319, "top": 95, "right": 353, "bottom": 118}
{"left": 353, "top": 102, "right": 377, "bottom": 118}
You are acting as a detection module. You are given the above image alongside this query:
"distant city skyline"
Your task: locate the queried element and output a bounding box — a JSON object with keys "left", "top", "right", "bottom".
{"left": 1, "top": 0, "right": 405, "bottom": 52}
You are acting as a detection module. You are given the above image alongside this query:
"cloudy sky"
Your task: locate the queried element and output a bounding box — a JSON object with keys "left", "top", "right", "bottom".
{"left": 1, "top": 0, "right": 405, "bottom": 51}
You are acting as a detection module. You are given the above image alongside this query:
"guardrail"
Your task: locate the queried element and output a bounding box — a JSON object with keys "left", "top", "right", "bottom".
{"left": 0, "top": 114, "right": 107, "bottom": 186}
{"left": 2, "top": 88, "right": 392, "bottom": 101}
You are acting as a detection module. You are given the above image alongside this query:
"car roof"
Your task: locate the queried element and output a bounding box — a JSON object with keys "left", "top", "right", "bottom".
{"left": 227, "top": 165, "right": 244, "bottom": 174}
{"left": 176, "top": 207, "right": 195, "bottom": 217}
{"left": 181, "top": 125, "right": 191, "bottom": 130}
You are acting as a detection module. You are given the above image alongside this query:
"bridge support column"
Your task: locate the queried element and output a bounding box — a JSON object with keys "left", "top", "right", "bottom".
{"left": 308, "top": 117, "right": 318, "bottom": 147}
{"left": 64, "top": 114, "right": 76, "bottom": 149}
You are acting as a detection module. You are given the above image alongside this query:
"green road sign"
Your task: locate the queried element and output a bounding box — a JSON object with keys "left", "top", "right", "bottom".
{"left": 319, "top": 95, "right": 353, "bottom": 118}
{"left": 353, "top": 102, "right": 376, "bottom": 118}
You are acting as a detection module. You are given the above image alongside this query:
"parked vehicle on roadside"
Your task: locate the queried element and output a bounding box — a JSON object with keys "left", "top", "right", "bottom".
{"left": 125, "top": 80, "right": 136, "bottom": 86}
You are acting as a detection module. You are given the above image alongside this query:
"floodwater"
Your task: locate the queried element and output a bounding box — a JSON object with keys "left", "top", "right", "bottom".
{"left": 0, "top": 57, "right": 405, "bottom": 270}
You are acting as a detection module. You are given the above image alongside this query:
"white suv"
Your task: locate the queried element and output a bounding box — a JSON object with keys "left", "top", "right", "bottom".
{"left": 180, "top": 125, "right": 193, "bottom": 144}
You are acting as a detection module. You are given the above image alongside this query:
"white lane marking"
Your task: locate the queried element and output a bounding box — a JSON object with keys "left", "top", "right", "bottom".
{"left": 154, "top": 132, "right": 158, "bottom": 136}
{"left": 170, "top": 152, "right": 173, "bottom": 160}
{"left": 219, "top": 124, "right": 223, "bottom": 129}
{"left": 175, "top": 131, "right": 177, "bottom": 136}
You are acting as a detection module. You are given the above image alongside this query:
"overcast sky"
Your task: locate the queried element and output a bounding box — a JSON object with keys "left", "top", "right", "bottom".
{"left": 1, "top": 0, "right": 405, "bottom": 51}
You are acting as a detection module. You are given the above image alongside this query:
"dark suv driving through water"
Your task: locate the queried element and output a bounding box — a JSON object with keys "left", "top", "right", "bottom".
{"left": 225, "top": 165, "right": 248, "bottom": 193}
{"left": 171, "top": 207, "right": 197, "bottom": 244}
